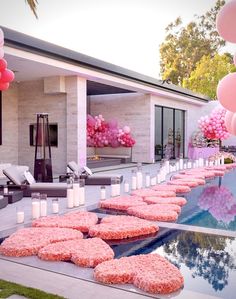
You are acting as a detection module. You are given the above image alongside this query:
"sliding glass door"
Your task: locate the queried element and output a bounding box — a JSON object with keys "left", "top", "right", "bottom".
{"left": 154, "top": 106, "right": 185, "bottom": 160}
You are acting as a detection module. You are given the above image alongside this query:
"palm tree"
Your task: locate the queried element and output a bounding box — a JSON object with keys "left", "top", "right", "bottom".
{"left": 26, "top": 0, "right": 38, "bottom": 18}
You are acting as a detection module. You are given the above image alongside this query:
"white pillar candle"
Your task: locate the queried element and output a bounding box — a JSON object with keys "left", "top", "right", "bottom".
{"left": 67, "top": 188, "right": 74, "bottom": 208}
{"left": 150, "top": 176, "right": 157, "bottom": 186}
{"left": 40, "top": 200, "right": 47, "bottom": 217}
{"left": 217, "top": 158, "right": 221, "bottom": 165}
{"left": 179, "top": 159, "right": 183, "bottom": 170}
{"left": 157, "top": 173, "right": 161, "bottom": 184}
{"left": 73, "top": 183, "right": 80, "bottom": 207}
{"left": 79, "top": 187, "right": 85, "bottom": 205}
{"left": 131, "top": 175, "right": 137, "bottom": 190}
{"left": 205, "top": 160, "right": 209, "bottom": 166}
{"left": 32, "top": 201, "right": 40, "bottom": 219}
{"left": 124, "top": 182, "right": 130, "bottom": 193}
{"left": 16, "top": 211, "right": 24, "bottom": 224}
{"left": 100, "top": 186, "right": 106, "bottom": 200}
{"left": 52, "top": 200, "right": 59, "bottom": 214}
{"left": 145, "top": 173, "right": 150, "bottom": 187}
{"left": 176, "top": 162, "right": 179, "bottom": 171}
{"left": 209, "top": 161, "right": 214, "bottom": 166}
{"left": 187, "top": 162, "right": 192, "bottom": 169}
{"left": 183, "top": 163, "right": 187, "bottom": 169}
{"left": 136, "top": 171, "right": 143, "bottom": 189}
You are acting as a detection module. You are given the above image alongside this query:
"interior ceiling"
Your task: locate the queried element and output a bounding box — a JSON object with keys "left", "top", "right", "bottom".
{"left": 5, "top": 53, "right": 135, "bottom": 95}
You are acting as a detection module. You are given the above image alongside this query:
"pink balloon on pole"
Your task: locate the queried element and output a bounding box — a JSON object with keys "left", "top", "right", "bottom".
{"left": 224, "top": 110, "right": 236, "bottom": 135}
{"left": 0, "top": 82, "right": 9, "bottom": 91}
{"left": 217, "top": 73, "right": 236, "bottom": 112}
{"left": 1, "top": 69, "right": 14, "bottom": 83}
{"left": 216, "top": 0, "right": 236, "bottom": 43}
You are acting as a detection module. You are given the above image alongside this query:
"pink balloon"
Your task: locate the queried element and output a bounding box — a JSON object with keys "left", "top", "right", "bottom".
{"left": 216, "top": 0, "right": 236, "bottom": 43}
{"left": 1, "top": 69, "right": 15, "bottom": 83}
{"left": 217, "top": 73, "right": 236, "bottom": 112}
{"left": 108, "top": 119, "right": 118, "bottom": 129}
{"left": 123, "top": 125, "right": 131, "bottom": 134}
{"left": 0, "top": 82, "right": 9, "bottom": 91}
{"left": 225, "top": 111, "right": 236, "bottom": 135}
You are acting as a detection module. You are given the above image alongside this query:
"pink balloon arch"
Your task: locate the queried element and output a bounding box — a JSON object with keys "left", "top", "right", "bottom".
{"left": 0, "top": 28, "right": 15, "bottom": 91}
{"left": 87, "top": 114, "right": 135, "bottom": 148}
{"left": 216, "top": 1, "right": 236, "bottom": 131}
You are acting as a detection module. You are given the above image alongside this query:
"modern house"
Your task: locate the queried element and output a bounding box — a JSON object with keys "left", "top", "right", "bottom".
{"left": 0, "top": 26, "right": 213, "bottom": 174}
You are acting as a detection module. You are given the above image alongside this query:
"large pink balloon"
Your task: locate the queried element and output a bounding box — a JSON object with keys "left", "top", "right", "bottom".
{"left": 1, "top": 69, "right": 15, "bottom": 83}
{"left": 216, "top": 0, "right": 236, "bottom": 43}
{"left": 225, "top": 110, "right": 236, "bottom": 135}
{"left": 217, "top": 73, "right": 236, "bottom": 112}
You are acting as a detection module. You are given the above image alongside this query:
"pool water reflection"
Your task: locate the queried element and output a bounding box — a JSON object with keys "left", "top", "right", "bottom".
{"left": 111, "top": 228, "right": 236, "bottom": 299}
{"left": 178, "top": 170, "right": 236, "bottom": 231}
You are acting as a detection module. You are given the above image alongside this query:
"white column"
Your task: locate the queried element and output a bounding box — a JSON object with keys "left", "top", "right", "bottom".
{"left": 66, "top": 76, "right": 87, "bottom": 168}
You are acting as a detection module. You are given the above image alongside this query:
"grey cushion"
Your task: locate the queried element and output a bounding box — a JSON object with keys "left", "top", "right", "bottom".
{"left": 3, "top": 165, "right": 29, "bottom": 185}
{"left": 30, "top": 182, "right": 67, "bottom": 190}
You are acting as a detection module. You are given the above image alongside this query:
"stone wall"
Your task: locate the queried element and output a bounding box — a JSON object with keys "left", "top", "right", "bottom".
{"left": 18, "top": 80, "right": 67, "bottom": 174}
{"left": 0, "top": 83, "right": 19, "bottom": 165}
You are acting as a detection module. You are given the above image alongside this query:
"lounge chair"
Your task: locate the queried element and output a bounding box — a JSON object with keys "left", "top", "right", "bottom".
{"left": 66, "top": 161, "right": 123, "bottom": 185}
{"left": 3, "top": 166, "right": 67, "bottom": 197}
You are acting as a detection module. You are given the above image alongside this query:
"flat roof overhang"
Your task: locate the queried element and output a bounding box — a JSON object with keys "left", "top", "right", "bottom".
{"left": 2, "top": 26, "right": 210, "bottom": 103}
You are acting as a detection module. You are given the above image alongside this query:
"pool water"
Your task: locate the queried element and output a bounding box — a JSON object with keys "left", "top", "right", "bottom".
{"left": 178, "top": 170, "right": 236, "bottom": 231}
{"left": 110, "top": 228, "right": 236, "bottom": 299}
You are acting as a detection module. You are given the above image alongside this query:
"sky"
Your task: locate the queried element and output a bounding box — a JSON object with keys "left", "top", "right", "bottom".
{"left": 0, "top": 0, "right": 235, "bottom": 79}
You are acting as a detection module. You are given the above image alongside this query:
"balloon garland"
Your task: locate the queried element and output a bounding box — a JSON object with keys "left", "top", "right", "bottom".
{"left": 0, "top": 28, "right": 15, "bottom": 91}
{"left": 87, "top": 114, "right": 135, "bottom": 148}
{"left": 216, "top": 1, "right": 236, "bottom": 132}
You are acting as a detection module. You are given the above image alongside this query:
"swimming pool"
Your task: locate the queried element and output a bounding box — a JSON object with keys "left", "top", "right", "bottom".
{"left": 178, "top": 170, "right": 236, "bottom": 231}
{"left": 110, "top": 227, "right": 236, "bottom": 299}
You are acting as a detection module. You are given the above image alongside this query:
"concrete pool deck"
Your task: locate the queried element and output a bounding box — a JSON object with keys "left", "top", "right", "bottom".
{"left": 0, "top": 163, "right": 235, "bottom": 299}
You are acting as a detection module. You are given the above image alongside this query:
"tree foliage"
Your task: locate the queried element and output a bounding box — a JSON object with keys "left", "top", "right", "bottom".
{"left": 183, "top": 53, "right": 236, "bottom": 99}
{"left": 25, "top": 0, "right": 38, "bottom": 18}
{"left": 159, "top": 0, "right": 226, "bottom": 86}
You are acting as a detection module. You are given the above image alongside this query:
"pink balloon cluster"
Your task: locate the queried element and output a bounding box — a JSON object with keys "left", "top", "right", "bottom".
{"left": 198, "top": 106, "right": 229, "bottom": 140}
{"left": 87, "top": 114, "right": 135, "bottom": 148}
{"left": 216, "top": 1, "right": 236, "bottom": 133}
{"left": 198, "top": 186, "right": 236, "bottom": 224}
{"left": 0, "top": 28, "right": 15, "bottom": 91}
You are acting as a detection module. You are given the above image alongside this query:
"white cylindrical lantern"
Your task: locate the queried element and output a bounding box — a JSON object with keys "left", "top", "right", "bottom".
{"left": 150, "top": 176, "right": 157, "bottom": 186}
{"left": 52, "top": 198, "right": 59, "bottom": 214}
{"left": 124, "top": 181, "right": 130, "bottom": 193}
{"left": 73, "top": 182, "right": 80, "bottom": 207}
{"left": 100, "top": 186, "right": 106, "bottom": 200}
{"left": 79, "top": 179, "right": 85, "bottom": 205}
{"left": 179, "top": 159, "right": 184, "bottom": 170}
{"left": 16, "top": 208, "right": 24, "bottom": 224}
{"left": 32, "top": 201, "right": 40, "bottom": 219}
{"left": 145, "top": 172, "right": 150, "bottom": 187}
{"left": 67, "top": 188, "right": 74, "bottom": 208}
{"left": 131, "top": 170, "right": 137, "bottom": 190}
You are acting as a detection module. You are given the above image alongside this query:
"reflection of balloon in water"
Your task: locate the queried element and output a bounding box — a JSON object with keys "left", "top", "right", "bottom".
{"left": 216, "top": 0, "right": 236, "bottom": 43}
{"left": 217, "top": 73, "right": 236, "bottom": 112}
{"left": 198, "top": 186, "right": 236, "bottom": 224}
